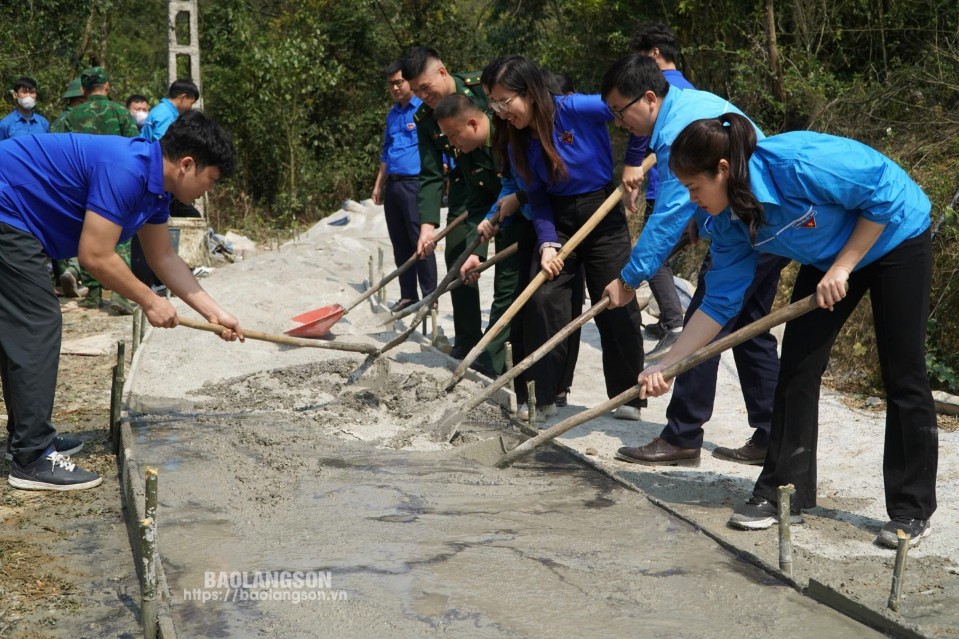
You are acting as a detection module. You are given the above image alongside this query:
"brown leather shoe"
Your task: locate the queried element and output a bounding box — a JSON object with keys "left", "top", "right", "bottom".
{"left": 712, "top": 440, "right": 767, "bottom": 465}
{"left": 615, "top": 437, "right": 700, "bottom": 467}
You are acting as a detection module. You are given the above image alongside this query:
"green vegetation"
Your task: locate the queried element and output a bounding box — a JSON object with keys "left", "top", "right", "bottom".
{"left": 2, "top": 0, "right": 958, "bottom": 392}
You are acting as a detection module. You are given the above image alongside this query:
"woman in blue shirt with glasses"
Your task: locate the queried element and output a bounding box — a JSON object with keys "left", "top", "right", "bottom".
{"left": 639, "top": 112, "right": 937, "bottom": 549}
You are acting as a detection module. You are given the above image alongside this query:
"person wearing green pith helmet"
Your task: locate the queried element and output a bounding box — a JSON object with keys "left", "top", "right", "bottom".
{"left": 50, "top": 77, "right": 86, "bottom": 132}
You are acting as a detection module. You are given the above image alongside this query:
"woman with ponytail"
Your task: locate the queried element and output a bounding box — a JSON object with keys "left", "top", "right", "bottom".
{"left": 641, "top": 112, "right": 938, "bottom": 549}
{"left": 487, "top": 55, "right": 646, "bottom": 421}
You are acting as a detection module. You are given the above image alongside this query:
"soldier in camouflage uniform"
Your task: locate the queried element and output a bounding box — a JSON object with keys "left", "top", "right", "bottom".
{"left": 54, "top": 67, "right": 138, "bottom": 314}
{"left": 50, "top": 77, "right": 85, "bottom": 133}
{"left": 50, "top": 77, "right": 88, "bottom": 297}
{"left": 402, "top": 47, "right": 515, "bottom": 374}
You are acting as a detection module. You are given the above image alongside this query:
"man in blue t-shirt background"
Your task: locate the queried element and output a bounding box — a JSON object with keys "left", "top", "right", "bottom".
{"left": 0, "top": 76, "right": 50, "bottom": 141}
{"left": 371, "top": 59, "right": 437, "bottom": 312}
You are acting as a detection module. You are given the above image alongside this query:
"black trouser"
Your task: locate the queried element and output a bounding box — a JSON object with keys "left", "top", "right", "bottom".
{"left": 526, "top": 185, "right": 645, "bottom": 405}
{"left": 0, "top": 223, "right": 60, "bottom": 465}
{"left": 661, "top": 252, "right": 789, "bottom": 448}
{"left": 511, "top": 217, "right": 582, "bottom": 406}
{"left": 645, "top": 200, "right": 685, "bottom": 330}
{"left": 384, "top": 176, "right": 437, "bottom": 301}
{"left": 754, "top": 230, "right": 937, "bottom": 520}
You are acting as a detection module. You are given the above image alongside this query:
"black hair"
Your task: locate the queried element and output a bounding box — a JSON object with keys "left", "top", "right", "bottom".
{"left": 385, "top": 59, "right": 404, "bottom": 77}
{"left": 669, "top": 113, "right": 764, "bottom": 240}
{"left": 433, "top": 93, "right": 481, "bottom": 121}
{"left": 159, "top": 110, "right": 236, "bottom": 178}
{"left": 167, "top": 79, "right": 199, "bottom": 100}
{"left": 600, "top": 54, "right": 669, "bottom": 101}
{"left": 550, "top": 72, "right": 575, "bottom": 95}
{"left": 485, "top": 55, "right": 567, "bottom": 184}
{"left": 480, "top": 57, "right": 512, "bottom": 172}
{"left": 12, "top": 76, "right": 37, "bottom": 92}
{"left": 401, "top": 46, "right": 441, "bottom": 82}
{"left": 125, "top": 94, "right": 149, "bottom": 108}
{"left": 630, "top": 22, "right": 681, "bottom": 64}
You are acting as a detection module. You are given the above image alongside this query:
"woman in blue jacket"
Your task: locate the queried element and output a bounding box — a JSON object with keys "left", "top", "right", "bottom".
{"left": 639, "top": 113, "right": 937, "bottom": 548}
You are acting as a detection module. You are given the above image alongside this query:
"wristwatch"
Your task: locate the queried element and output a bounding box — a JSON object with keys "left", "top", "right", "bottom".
{"left": 618, "top": 275, "right": 636, "bottom": 292}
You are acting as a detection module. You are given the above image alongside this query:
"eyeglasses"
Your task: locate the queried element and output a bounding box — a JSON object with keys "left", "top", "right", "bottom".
{"left": 610, "top": 95, "right": 641, "bottom": 120}
{"left": 489, "top": 94, "right": 520, "bottom": 114}
{"left": 387, "top": 79, "right": 407, "bottom": 88}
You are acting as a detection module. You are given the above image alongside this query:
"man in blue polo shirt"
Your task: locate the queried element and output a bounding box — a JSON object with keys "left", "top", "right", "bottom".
{"left": 0, "top": 110, "right": 244, "bottom": 491}
{"left": 0, "top": 76, "right": 50, "bottom": 141}
{"left": 371, "top": 60, "right": 437, "bottom": 312}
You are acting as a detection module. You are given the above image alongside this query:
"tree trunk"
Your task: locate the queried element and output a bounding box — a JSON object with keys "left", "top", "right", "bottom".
{"left": 765, "top": 0, "right": 786, "bottom": 104}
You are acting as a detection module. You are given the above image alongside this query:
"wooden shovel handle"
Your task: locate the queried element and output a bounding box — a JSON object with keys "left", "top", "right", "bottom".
{"left": 176, "top": 316, "right": 377, "bottom": 354}
{"left": 495, "top": 293, "right": 820, "bottom": 468}
{"left": 344, "top": 210, "right": 471, "bottom": 313}
{"left": 448, "top": 154, "right": 657, "bottom": 388}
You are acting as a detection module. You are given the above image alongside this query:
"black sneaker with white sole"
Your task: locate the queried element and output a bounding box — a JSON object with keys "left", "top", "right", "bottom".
{"left": 876, "top": 517, "right": 932, "bottom": 548}
{"left": 8, "top": 450, "right": 102, "bottom": 491}
{"left": 728, "top": 496, "right": 804, "bottom": 530}
{"left": 5, "top": 434, "right": 84, "bottom": 462}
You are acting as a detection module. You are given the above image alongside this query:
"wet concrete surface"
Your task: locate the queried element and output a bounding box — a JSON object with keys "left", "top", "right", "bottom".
{"left": 132, "top": 414, "right": 882, "bottom": 638}
{"left": 123, "top": 202, "right": 959, "bottom": 637}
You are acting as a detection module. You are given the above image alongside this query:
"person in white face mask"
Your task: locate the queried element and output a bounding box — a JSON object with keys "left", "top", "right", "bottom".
{"left": 125, "top": 94, "right": 151, "bottom": 130}
{"left": 0, "top": 76, "right": 50, "bottom": 141}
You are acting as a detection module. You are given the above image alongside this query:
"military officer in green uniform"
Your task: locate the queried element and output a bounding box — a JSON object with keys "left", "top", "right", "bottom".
{"left": 433, "top": 93, "right": 525, "bottom": 375}
{"left": 53, "top": 67, "right": 139, "bottom": 314}
{"left": 402, "top": 46, "right": 510, "bottom": 373}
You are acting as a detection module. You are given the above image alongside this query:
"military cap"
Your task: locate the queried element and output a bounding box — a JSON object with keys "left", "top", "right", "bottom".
{"left": 80, "top": 66, "right": 109, "bottom": 89}
{"left": 62, "top": 77, "right": 83, "bottom": 99}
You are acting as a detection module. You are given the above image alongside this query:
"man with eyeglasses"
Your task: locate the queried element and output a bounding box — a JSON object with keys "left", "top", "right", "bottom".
{"left": 372, "top": 59, "right": 437, "bottom": 314}
{"left": 401, "top": 46, "right": 504, "bottom": 375}
{"left": 600, "top": 53, "right": 790, "bottom": 470}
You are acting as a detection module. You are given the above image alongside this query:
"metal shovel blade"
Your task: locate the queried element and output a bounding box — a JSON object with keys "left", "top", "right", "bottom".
{"left": 286, "top": 304, "right": 345, "bottom": 338}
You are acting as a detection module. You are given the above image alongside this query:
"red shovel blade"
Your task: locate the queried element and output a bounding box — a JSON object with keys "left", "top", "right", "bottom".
{"left": 285, "top": 304, "right": 345, "bottom": 338}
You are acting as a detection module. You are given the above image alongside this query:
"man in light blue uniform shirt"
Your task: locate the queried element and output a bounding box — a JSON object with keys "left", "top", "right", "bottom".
{"left": 0, "top": 76, "right": 49, "bottom": 140}
{"left": 371, "top": 60, "right": 436, "bottom": 312}
{"left": 0, "top": 111, "right": 242, "bottom": 492}
{"left": 601, "top": 54, "right": 789, "bottom": 467}
{"left": 140, "top": 79, "right": 199, "bottom": 141}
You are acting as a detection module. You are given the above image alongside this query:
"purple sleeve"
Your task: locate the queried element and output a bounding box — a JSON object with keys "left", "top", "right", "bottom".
{"left": 528, "top": 185, "right": 558, "bottom": 246}
{"left": 624, "top": 134, "right": 649, "bottom": 167}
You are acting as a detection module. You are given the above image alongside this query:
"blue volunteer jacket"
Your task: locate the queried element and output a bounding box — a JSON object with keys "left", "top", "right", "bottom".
{"left": 620, "top": 86, "right": 760, "bottom": 288}
{"left": 699, "top": 131, "right": 931, "bottom": 325}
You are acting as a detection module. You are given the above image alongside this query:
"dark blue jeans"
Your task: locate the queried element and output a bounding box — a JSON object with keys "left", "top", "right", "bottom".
{"left": 384, "top": 177, "right": 437, "bottom": 301}
{"left": 661, "top": 252, "right": 789, "bottom": 449}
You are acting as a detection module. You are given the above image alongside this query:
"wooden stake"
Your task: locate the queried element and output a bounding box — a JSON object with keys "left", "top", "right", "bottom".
{"left": 139, "top": 517, "right": 158, "bottom": 639}
{"left": 145, "top": 467, "right": 159, "bottom": 524}
{"left": 343, "top": 211, "right": 470, "bottom": 314}
{"left": 132, "top": 309, "right": 142, "bottom": 355}
{"left": 888, "top": 529, "right": 911, "bottom": 612}
{"left": 526, "top": 381, "right": 536, "bottom": 429}
{"left": 505, "top": 343, "right": 515, "bottom": 395}
{"left": 430, "top": 308, "right": 439, "bottom": 345}
{"left": 778, "top": 484, "right": 794, "bottom": 577}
